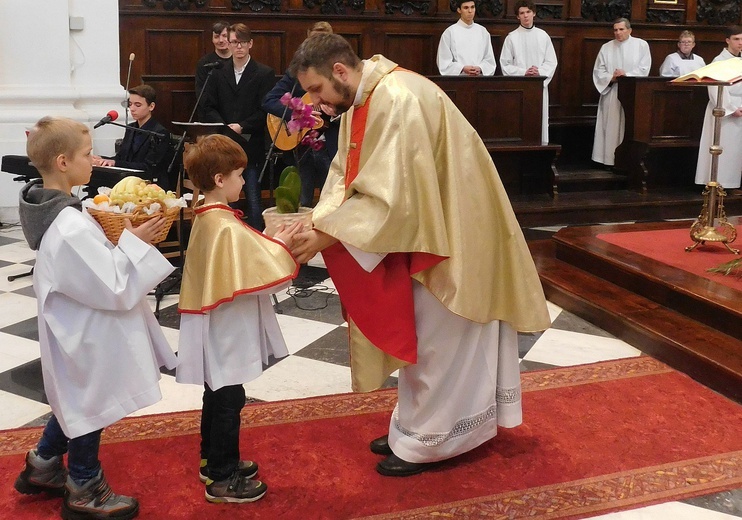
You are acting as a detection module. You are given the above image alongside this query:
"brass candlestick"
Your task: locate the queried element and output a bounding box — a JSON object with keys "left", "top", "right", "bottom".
{"left": 685, "top": 83, "right": 739, "bottom": 254}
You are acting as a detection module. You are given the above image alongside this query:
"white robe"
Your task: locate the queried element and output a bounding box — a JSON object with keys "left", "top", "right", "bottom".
{"left": 348, "top": 248, "right": 522, "bottom": 464}
{"left": 659, "top": 51, "right": 706, "bottom": 77}
{"left": 437, "top": 20, "right": 497, "bottom": 76}
{"left": 591, "top": 36, "right": 651, "bottom": 165}
{"left": 500, "top": 25, "right": 558, "bottom": 144}
{"left": 35, "top": 207, "right": 178, "bottom": 438}
{"left": 695, "top": 50, "right": 742, "bottom": 189}
{"left": 176, "top": 286, "right": 290, "bottom": 391}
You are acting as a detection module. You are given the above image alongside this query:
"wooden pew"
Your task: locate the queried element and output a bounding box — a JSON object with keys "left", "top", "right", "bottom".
{"left": 614, "top": 76, "right": 708, "bottom": 194}
{"left": 431, "top": 75, "right": 561, "bottom": 197}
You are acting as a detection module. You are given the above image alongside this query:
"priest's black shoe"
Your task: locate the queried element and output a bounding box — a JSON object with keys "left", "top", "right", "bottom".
{"left": 376, "top": 454, "right": 441, "bottom": 477}
{"left": 369, "top": 435, "right": 393, "bottom": 455}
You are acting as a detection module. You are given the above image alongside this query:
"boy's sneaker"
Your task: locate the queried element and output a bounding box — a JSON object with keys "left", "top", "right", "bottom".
{"left": 61, "top": 470, "right": 138, "bottom": 520}
{"left": 205, "top": 472, "right": 267, "bottom": 504}
{"left": 14, "top": 449, "right": 67, "bottom": 496}
{"left": 199, "top": 459, "right": 258, "bottom": 483}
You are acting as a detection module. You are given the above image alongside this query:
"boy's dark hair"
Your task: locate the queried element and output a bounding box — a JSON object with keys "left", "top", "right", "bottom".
{"left": 452, "top": 0, "right": 475, "bottom": 11}
{"left": 726, "top": 26, "right": 742, "bottom": 39}
{"left": 128, "top": 84, "right": 156, "bottom": 105}
{"left": 289, "top": 33, "right": 361, "bottom": 79}
{"left": 212, "top": 21, "right": 230, "bottom": 35}
{"left": 183, "top": 134, "right": 247, "bottom": 192}
{"left": 27, "top": 116, "right": 89, "bottom": 174}
{"left": 514, "top": 0, "right": 535, "bottom": 15}
{"left": 229, "top": 23, "right": 252, "bottom": 43}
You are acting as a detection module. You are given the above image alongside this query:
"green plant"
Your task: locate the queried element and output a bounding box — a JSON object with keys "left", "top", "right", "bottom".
{"left": 275, "top": 166, "right": 301, "bottom": 213}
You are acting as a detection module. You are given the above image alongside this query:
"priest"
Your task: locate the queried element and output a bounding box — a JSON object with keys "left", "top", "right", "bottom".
{"left": 436, "top": 0, "right": 497, "bottom": 76}
{"left": 500, "top": 0, "right": 558, "bottom": 144}
{"left": 695, "top": 26, "right": 742, "bottom": 193}
{"left": 288, "top": 33, "right": 550, "bottom": 477}
{"left": 591, "top": 18, "right": 651, "bottom": 166}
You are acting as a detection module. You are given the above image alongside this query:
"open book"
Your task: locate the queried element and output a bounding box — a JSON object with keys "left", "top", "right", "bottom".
{"left": 672, "top": 57, "right": 742, "bottom": 84}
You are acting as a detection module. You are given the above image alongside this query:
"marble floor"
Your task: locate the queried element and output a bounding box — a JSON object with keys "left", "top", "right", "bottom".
{"left": 0, "top": 220, "right": 738, "bottom": 519}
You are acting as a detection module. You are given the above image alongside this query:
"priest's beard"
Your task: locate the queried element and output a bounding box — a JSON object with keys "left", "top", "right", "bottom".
{"left": 330, "top": 77, "right": 355, "bottom": 115}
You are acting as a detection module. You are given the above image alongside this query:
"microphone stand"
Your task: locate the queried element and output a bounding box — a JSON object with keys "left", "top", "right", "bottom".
{"left": 152, "top": 66, "right": 219, "bottom": 318}
{"left": 258, "top": 80, "right": 298, "bottom": 185}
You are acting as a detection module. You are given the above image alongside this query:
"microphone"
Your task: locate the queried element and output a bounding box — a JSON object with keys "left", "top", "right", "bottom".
{"left": 125, "top": 53, "right": 135, "bottom": 126}
{"left": 94, "top": 110, "right": 119, "bottom": 129}
{"left": 202, "top": 61, "right": 223, "bottom": 70}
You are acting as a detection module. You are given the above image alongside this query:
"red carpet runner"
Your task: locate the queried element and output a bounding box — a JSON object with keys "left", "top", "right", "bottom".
{"left": 1, "top": 357, "right": 741, "bottom": 519}
{"left": 598, "top": 225, "right": 742, "bottom": 291}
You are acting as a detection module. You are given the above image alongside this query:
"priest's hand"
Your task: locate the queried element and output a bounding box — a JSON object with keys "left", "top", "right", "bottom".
{"left": 291, "top": 229, "right": 338, "bottom": 264}
{"left": 525, "top": 66, "right": 540, "bottom": 76}
{"left": 732, "top": 107, "right": 742, "bottom": 117}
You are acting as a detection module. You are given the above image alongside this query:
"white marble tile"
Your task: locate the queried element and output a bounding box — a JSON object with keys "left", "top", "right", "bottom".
{"left": 243, "top": 355, "right": 352, "bottom": 401}
{"left": 546, "top": 300, "right": 563, "bottom": 323}
{"left": 0, "top": 332, "right": 40, "bottom": 372}
{"left": 0, "top": 263, "right": 35, "bottom": 292}
{"left": 0, "top": 292, "right": 38, "bottom": 328}
{"left": 127, "top": 374, "right": 204, "bottom": 417}
{"left": 523, "top": 327, "right": 641, "bottom": 367}
{"left": 0, "top": 242, "right": 36, "bottom": 263}
{"left": 0, "top": 389, "right": 51, "bottom": 430}
{"left": 0, "top": 225, "right": 26, "bottom": 241}
{"left": 275, "top": 314, "right": 339, "bottom": 355}
{"left": 530, "top": 225, "right": 566, "bottom": 233}
{"left": 307, "top": 252, "right": 326, "bottom": 268}
{"left": 586, "top": 501, "right": 739, "bottom": 519}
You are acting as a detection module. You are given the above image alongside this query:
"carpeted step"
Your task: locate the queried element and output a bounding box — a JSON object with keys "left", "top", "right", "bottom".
{"left": 530, "top": 240, "right": 742, "bottom": 402}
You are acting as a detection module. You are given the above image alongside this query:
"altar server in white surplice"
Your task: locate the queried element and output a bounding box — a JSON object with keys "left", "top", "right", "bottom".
{"left": 659, "top": 30, "right": 706, "bottom": 77}
{"left": 591, "top": 18, "right": 651, "bottom": 166}
{"left": 437, "top": 0, "right": 496, "bottom": 76}
{"left": 695, "top": 27, "right": 742, "bottom": 190}
{"left": 500, "top": 0, "right": 558, "bottom": 144}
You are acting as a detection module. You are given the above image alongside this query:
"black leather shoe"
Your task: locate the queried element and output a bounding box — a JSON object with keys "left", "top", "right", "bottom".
{"left": 369, "top": 435, "right": 393, "bottom": 455}
{"left": 376, "top": 454, "right": 441, "bottom": 477}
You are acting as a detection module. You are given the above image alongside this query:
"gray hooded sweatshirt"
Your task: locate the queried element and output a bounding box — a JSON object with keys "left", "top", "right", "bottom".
{"left": 19, "top": 178, "right": 82, "bottom": 251}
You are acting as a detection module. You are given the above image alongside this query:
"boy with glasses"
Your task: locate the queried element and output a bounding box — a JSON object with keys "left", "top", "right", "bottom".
{"left": 659, "top": 31, "right": 706, "bottom": 77}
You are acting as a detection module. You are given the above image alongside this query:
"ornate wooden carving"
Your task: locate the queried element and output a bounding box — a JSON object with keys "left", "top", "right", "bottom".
{"left": 580, "top": 0, "right": 630, "bottom": 22}
{"left": 230, "top": 0, "right": 282, "bottom": 11}
{"left": 537, "top": 5, "right": 563, "bottom": 19}
{"left": 303, "top": 0, "right": 364, "bottom": 14}
{"left": 697, "top": 0, "right": 740, "bottom": 26}
{"left": 646, "top": 9, "right": 683, "bottom": 23}
{"left": 142, "top": 0, "right": 206, "bottom": 9}
{"left": 384, "top": 0, "right": 430, "bottom": 14}
{"left": 446, "top": 0, "right": 503, "bottom": 15}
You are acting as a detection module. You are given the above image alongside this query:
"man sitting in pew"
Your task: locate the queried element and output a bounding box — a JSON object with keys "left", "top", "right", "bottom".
{"left": 92, "top": 84, "right": 172, "bottom": 192}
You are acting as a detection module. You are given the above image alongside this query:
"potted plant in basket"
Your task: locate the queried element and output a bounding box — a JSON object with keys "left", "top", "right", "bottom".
{"left": 262, "top": 93, "right": 325, "bottom": 235}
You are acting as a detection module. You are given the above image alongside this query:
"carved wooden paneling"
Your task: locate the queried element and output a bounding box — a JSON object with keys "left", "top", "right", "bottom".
{"left": 580, "top": 38, "right": 606, "bottom": 109}
{"left": 251, "top": 31, "right": 286, "bottom": 72}
{"left": 697, "top": 0, "right": 740, "bottom": 25}
{"left": 580, "top": 0, "right": 631, "bottom": 21}
{"left": 145, "top": 30, "right": 203, "bottom": 76}
{"left": 384, "top": 34, "right": 437, "bottom": 74}
{"left": 650, "top": 88, "right": 702, "bottom": 140}
{"left": 479, "top": 89, "right": 526, "bottom": 140}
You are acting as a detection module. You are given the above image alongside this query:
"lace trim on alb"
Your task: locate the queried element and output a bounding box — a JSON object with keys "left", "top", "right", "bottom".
{"left": 393, "top": 404, "right": 498, "bottom": 447}
{"left": 496, "top": 385, "right": 521, "bottom": 405}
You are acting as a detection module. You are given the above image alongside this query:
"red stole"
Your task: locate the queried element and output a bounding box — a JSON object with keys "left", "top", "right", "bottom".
{"left": 322, "top": 78, "right": 445, "bottom": 364}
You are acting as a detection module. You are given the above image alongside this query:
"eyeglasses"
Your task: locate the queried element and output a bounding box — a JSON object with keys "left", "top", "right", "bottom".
{"left": 229, "top": 40, "right": 249, "bottom": 47}
{"left": 679, "top": 40, "right": 694, "bottom": 45}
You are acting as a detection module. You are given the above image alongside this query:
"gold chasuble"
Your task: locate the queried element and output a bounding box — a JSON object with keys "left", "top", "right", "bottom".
{"left": 178, "top": 204, "right": 298, "bottom": 313}
{"left": 313, "top": 55, "right": 551, "bottom": 392}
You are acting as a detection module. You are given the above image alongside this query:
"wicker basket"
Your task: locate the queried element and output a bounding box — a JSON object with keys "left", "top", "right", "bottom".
{"left": 87, "top": 206, "right": 180, "bottom": 245}
{"left": 262, "top": 206, "right": 314, "bottom": 236}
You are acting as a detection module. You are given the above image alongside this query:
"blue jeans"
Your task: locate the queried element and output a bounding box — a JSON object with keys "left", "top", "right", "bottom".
{"left": 243, "top": 166, "right": 264, "bottom": 230}
{"left": 37, "top": 414, "right": 102, "bottom": 485}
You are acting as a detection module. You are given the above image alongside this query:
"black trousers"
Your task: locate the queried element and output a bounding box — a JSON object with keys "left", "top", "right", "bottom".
{"left": 200, "top": 383, "right": 246, "bottom": 481}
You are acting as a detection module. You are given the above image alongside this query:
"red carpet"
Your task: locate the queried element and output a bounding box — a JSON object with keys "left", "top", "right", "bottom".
{"left": 1, "top": 357, "right": 741, "bottom": 519}
{"left": 597, "top": 225, "right": 742, "bottom": 291}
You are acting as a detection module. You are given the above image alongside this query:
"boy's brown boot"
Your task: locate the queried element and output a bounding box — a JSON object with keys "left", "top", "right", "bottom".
{"left": 14, "top": 449, "right": 67, "bottom": 496}
{"left": 61, "top": 470, "right": 138, "bottom": 520}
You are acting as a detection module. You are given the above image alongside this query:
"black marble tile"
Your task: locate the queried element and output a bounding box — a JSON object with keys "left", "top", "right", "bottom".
{"left": 13, "top": 285, "right": 37, "bottom": 298}
{"left": 0, "top": 259, "right": 13, "bottom": 269}
{"left": 519, "top": 359, "right": 559, "bottom": 373}
{"left": 1, "top": 316, "right": 39, "bottom": 341}
{"left": 380, "top": 376, "right": 398, "bottom": 389}
{"left": 0, "top": 359, "right": 46, "bottom": 404}
{"left": 263, "top": 353, "right": 288, "bottom": 370}
{"left": 0, "top": 235, "right": 22, "bottom": 247}
{"left": 293, "top": 327, "right": 350, "bottom": 367}
{"left": 682, "top": 488, "right": 742, "bottom": 518}
{"left": 293, "top": 265, "right": 330, "bottom": 289}
{"left": 155, "top": 302, "right": 181, "bottom": 330}
{"left": 518, "top": 331, "right": 543, "bottom": 358}
{"left": 275, "top": 289, "right": 345, "bottom": 325}
{"left": 550, "top": 310, "right": 614, "bottom": 338}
